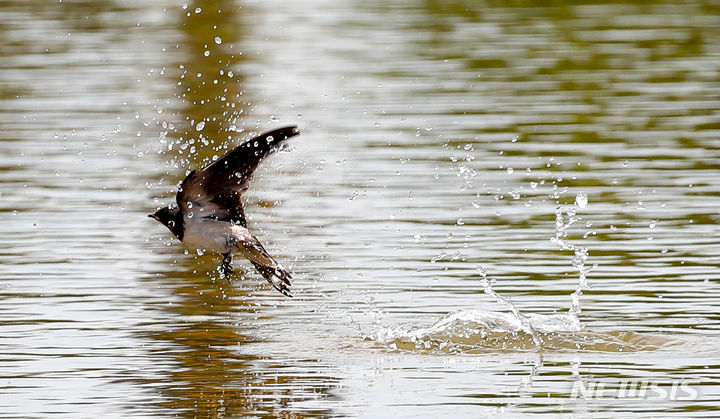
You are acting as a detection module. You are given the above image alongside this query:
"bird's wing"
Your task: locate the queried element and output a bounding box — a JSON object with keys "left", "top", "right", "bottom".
{"left": 175, "top": 169, "right": 246, "bottom": 225}
{"left": 176, "top": 126, "right": 299, "bottom": 226}
{"left": 201, "top": 126, "right": 299, "bottom": 195}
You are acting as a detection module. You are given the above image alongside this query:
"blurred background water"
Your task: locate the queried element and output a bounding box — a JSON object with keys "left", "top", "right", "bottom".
{"left": 1, "top": 0, "right": 719, "bottom": 417}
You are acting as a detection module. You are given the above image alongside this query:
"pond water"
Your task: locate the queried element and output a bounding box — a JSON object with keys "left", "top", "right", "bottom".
{"left": 1, "top": 0, "right": 719, "bottom": 417}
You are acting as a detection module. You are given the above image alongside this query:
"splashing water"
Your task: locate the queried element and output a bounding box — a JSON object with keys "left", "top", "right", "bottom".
{"left": 551, "top": 204, "right": 593, "bottom": 320}
{"left": 575, "top": 191, "right": 588, "bottom": 208}
{"left": 367, "top": 309, "right": 676, "bottom": 353}
{"left": 477, "top": 265, "right": 543, "bottom": 348}
{"left": 366, "top": 193, "right": 612, "bottom": 354}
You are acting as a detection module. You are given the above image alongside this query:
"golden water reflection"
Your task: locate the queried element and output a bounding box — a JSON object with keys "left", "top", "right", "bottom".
{"left": 144, "top": 1, "right": 338, "bottom": 415}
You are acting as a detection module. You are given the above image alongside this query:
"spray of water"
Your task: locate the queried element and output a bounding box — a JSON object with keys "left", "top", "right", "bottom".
{"left": 551, "top": 194, "right": 593, "bottom": 320}
{"left": 477, "top": 265, "right": 542, "bottom": 348}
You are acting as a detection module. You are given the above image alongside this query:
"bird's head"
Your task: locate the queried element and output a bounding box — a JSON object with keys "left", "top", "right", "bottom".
{"left": 149, "top": 205, "right": 183, "bottom": 239}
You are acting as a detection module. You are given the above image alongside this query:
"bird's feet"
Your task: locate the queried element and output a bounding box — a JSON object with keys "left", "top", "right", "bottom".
{"left": 219, "top": 262, "right": 234, "bottom": 279}
{"left": 219, "top": 253, "right": 234, "bottom": 279}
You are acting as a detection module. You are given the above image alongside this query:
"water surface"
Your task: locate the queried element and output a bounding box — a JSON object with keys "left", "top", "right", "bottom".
{"left": 1, "top": 0, "right": 719, "bottom": 416}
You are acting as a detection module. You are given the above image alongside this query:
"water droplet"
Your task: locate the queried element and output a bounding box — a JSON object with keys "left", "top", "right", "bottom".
{"left": 269, "top": 115, "right": 280, "bottom": 123}
{"left": 506, "top": 167, "right": 514, "bottom": 175}
{"left": 195, "top": 121, "right": 205, "bottom": 131}
{"left": 575, "top": 191, "right": 588, "bottom": 208}
{"left": 457, "top": 219, "right": 464, "bottom": 225}
{"left": 214, "top": 36, "right": 222, "bottom": 44}
{"left": 203, "top": 50, "right": 210, "bottom": 57}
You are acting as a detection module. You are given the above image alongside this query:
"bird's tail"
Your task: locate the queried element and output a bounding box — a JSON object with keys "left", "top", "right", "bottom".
{"left": 251, "top": 261, "right": 293, "bottom": 297}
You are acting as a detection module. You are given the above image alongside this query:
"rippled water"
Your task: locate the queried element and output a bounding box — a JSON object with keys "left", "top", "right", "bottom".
{"left": 1, "top": 0, "right": 719, "bottom": 416}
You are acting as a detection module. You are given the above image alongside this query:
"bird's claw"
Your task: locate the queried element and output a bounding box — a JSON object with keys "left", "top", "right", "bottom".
{"left": 219, "top": 261, "right": 234, "bottom": 279}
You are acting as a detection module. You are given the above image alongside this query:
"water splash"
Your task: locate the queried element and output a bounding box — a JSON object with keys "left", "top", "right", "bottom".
{"left": 551, "top": 204, "right": 592, "bottom": 320}
{"left": 575, "top": 191, "right": 588, "bottom": 208}
{"left": 367, "top": 309, "right": 675, "bottom": 354}
{"left": 477, "top": 265, "right": 542, "bottom": 348}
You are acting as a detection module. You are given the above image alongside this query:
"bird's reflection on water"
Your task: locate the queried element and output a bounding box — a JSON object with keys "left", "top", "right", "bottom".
{"left": 137, "top": 263, "right": 338, "bottom": 417}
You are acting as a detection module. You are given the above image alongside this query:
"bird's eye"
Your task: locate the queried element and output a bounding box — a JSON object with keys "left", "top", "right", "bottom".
{"left": 168, "top": 221, "right": 175, "bottom": 227}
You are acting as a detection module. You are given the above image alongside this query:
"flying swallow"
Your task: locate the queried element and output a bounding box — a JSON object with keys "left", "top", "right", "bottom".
{"left": 149, "top": 126, "right": 299, "bottom": 296}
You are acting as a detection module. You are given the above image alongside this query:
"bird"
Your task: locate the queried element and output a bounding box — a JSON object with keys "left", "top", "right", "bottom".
{"left": 149, "top": 126, "right": 299, "bottom": 296}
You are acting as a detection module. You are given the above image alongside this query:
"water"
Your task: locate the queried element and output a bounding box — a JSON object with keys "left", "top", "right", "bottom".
{"left": 1, "top": 0, "right": 719, "bottom": 416}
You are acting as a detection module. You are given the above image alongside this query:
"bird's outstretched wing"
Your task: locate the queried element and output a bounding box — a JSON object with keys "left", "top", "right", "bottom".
{"left": 176, "top": 126, "right": 299, "bottom": 226}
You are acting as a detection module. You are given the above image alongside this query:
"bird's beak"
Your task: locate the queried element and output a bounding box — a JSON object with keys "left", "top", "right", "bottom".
{"left": 148, "top": 214, "right": 157, "bottom": 219}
